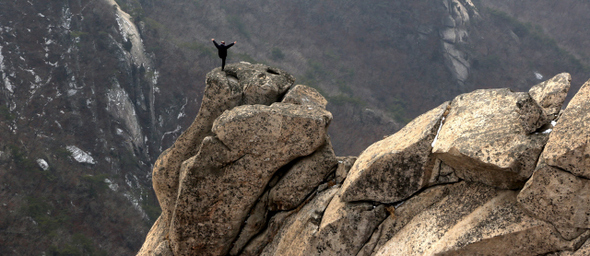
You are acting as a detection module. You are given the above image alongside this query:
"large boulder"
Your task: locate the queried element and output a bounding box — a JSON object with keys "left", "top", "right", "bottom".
{"left": 541, "top": 79, "right": 590, "bottom": 178}
{"left": 212, "top": 103, "right": 331, "bottom": 157}
{"left": 340, "top": 102, "right": 449, "bottom": 203}
{"left": 282, "top": 84, "right": 328, "bottom": 108}
{"left": 528, "top": 72, "right": 571, "bottom": 120}
{"left": 372, "top": 182, "right": 588, "bottom": 256}
{"left": 169, "top": 103, "right": 331, "bottom": 255}
{"left": 151, "top": 63, "right": 294, "bottom": 221}
{"left": 139, "top": 64, "right": 297, "bottom": 256}
{"left": 227, "top": 63, "right": 295, "bottom": 105}
{"left": 432, "top": 88, "right": 549, "bottom": 189}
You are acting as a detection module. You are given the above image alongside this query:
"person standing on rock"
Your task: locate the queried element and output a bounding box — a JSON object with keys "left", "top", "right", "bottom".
{"left": 212, "top": 38, "right": 236, "bottom": 71}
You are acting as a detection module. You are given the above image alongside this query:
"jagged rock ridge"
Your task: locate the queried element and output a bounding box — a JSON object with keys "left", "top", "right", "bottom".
{"left": 138, "top": 64, "right": 590, "bottom": 256}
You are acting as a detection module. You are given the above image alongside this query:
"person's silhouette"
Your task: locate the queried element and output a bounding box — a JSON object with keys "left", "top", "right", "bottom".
{"left": 212, "top": 38, "right": 236, "bottom": 71}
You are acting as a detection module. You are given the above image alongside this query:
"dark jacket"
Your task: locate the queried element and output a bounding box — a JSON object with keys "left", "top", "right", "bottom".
{"left": 213, "top": 40, "right": 235, "bottom": 58}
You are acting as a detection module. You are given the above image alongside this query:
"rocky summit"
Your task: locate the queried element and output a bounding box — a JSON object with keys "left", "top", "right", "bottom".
{"left": 138, "top": 63, "right": 590, "bottom": 256}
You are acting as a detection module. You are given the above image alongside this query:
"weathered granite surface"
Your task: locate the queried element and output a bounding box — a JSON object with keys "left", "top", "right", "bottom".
{"left": 139, "top": 70, "right": 590, "bottom": 256}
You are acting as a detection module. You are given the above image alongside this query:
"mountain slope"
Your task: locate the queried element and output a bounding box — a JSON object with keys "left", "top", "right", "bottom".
{"left": 1, "top": 0, "right": 589, "bottom": 254}
{"left": 137, "top": 0, "right": 589, "bottom": 155}
{"left": 0, "top": 0, "right": 158, "bottom": 254}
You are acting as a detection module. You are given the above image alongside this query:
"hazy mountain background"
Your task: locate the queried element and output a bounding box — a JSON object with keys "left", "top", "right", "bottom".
{"left": 0, "top": 0, "right": 588, "bottom": 254}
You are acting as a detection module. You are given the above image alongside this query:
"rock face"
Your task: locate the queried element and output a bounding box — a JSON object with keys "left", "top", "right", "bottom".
{"left": 518, "top": 78, "right": 590, "bottom": 234}
{"left": 440, "top": 0, "right": 480, "bottom": 85}
{"left": 138, "top": 69, "right": 590, "bottom": 256}
{"left": 432, "top": 88, "right": 550, "bottom": 189}
{"left": 372, "top": 182, "right": 587, "bottom": 256}
{"left": 340, "top": 102, "right": 449, "bottom": 203}
{"left": 170, "top": 104, "right": 330, "bottom": 255}
{"left": 540, "top": 79, "right": 590, "bottom": 178}
{"left": 518, "top": 164, "right": 590, "bottom": 229}
{"left": 268, "top": 141, "right": 338, "bottom": 211}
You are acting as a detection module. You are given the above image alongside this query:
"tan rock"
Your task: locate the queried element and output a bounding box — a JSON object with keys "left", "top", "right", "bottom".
{"left": 518, "top": 164, "right": 590, "bottom": 229}
{"left": 212, "top": 103, "right": 332, "bottom": 158}
{"left": 151, "top": 63, "right": 294, "bottom": 223}
{"left": 301, "top": 190, "right": 387, "bottom": 256}
{"left": 357, "top": 185, "right": 452, "bottom": 256}
{"left": 542, "top": 79, "right": 590, "bottom": 178}
{"left": 528, "top": 72, "right": 571, "bottom": 120}
{"left": 549, "top": 238, "right": 590, "bottom": 256}
{"left": 240, "top": 211, "right": 294, "bottom": 256}
{"left": 282, "top": 84, "right": 328, "bottom": 108}
{"left": 151, "top": 68, "right": 242, "bottom": 221}
{"left": 136, "top": 215, "right": 173, "bottom": 256}
{"left": 229, "top": 192, "right": 269, "bottom": 255}
{"left": 260, "top": 187, "right": 339, "bottom": 256}
{"left": 268, "top": 140, "right": 338, "bottom": 211}
{"left": 169, "top": 103, "right": 331, "bottom": 256}
{"left": 373, "top": 182, "right": 586, "bottom": 256}
{"left": 432, "top": 88, "right": 549, "bottom": 189}
{"left": 340, "top": 102, "right": 449, "bottom": 203}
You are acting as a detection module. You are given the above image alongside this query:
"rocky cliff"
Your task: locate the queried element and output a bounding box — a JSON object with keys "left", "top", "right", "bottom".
{"left": 138, "top": 64, "right": 590, "bottom": 255}
{"left": 3, "top": 0, "right": 590, "bottom": 255}
{"left": 0, "top": 0, "right": 159, "bottom": 254}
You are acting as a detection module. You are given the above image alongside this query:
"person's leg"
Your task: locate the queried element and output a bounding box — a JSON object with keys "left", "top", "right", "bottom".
{"left": 222, "top": 57, "right": 226, "bottom": 71}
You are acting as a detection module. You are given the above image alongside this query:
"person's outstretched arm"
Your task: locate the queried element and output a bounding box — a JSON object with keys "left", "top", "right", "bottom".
{"left": 212, "top": 38, "right": 220, "bottom": 48}
{"left": 226, "top": 41, "right": 236, "bottom": 48}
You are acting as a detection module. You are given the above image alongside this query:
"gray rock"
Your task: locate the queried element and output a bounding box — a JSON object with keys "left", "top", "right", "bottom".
{"left": 443, "top": 15, "right": 456, "bottom": 27}
{"left": 442, "top": 42, "right": 470, "bottom": 83}
{"left": 432, "top": 88, "right": 549, "bottom": 189}
{"left": 340, "top": 102, "right": 449, "bottom": 203}
{"left": 528, "top": 72, "right": 571, "bottom": 120}
{"left": 268, "top": 140, "right": 338, "bottom": 211}
{"left": 542, "top": 79, "right": 590, "bottom": 178}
